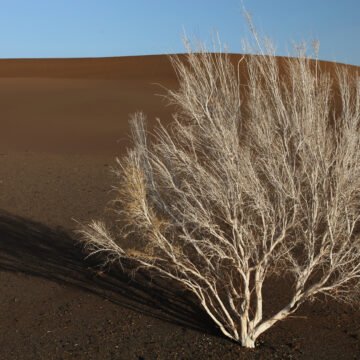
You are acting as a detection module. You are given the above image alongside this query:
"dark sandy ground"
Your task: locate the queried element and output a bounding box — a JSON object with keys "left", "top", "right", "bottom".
{"left": 0, "top": 55, "right": 359, "bottom": 359}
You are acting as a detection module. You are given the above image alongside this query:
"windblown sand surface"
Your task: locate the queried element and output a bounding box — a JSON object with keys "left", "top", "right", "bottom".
{"left": 0, "top": 55, "right": 359, "bottom": 359}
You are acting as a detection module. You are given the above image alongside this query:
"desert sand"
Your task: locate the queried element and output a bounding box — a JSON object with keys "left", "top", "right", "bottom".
{"left": 0, "top": 55, "right": 359, "bottom": 359}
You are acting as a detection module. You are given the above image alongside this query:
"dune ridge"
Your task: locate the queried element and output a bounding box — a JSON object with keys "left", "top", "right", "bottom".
{"left": 0, "top": 54, "right": 358, "bottom": 155}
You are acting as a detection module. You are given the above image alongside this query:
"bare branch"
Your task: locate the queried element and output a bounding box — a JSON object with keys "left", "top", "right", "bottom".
{"left": 80, "top": 33, "right": 360, "bottom": 348}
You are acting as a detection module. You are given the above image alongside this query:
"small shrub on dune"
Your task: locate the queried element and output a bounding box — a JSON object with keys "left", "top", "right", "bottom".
{"left": 80, "top": 32, "right": 360, "bottom": 348}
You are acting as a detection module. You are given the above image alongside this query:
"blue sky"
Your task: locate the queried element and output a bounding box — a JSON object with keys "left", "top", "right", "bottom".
{"left": 0, "top": 0, "right": 359, "bottom": 65}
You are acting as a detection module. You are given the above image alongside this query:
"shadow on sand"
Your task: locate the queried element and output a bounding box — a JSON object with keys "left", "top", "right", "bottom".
{"left": 0, "top": 210, "right": 217, "bottom": 336}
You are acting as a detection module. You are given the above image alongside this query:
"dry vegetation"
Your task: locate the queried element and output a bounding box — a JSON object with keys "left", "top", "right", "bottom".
{"left": 80, "top": 36, "right": 360, "bottom": 348}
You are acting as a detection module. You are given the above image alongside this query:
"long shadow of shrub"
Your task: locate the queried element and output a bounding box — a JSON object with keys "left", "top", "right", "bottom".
{"left": 0, "top": 210, "right": 217, "bottom": 335}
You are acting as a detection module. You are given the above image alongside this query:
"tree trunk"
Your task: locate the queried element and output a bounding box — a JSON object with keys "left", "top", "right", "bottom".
{"left": 241, "top": 336, "right": 255, "bottom": 348}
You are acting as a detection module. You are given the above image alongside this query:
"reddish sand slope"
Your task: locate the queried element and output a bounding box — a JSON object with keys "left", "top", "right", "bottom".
{"left": 0, "top": 56, "right": 178, "bottom": 154}
{"left": 0, "top": 55, "right": 359, "bottom": 359}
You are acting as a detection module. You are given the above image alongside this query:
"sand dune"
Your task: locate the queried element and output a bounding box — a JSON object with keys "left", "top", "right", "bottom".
{"left": 0, "top": 55, "right": 357, "bottom": 155}
{"left": 0, "top": 55, "right": 179, "bottom": 154}
{"left": 0, "top": 55, "right": 359, "bottom": 359}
